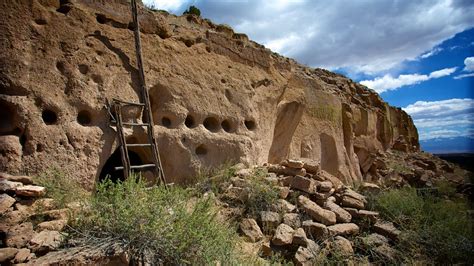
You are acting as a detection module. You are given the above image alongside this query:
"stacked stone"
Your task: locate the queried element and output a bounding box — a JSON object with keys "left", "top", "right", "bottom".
{"left": 236, "top": 160, "right": 401, "bottom": 265}
{"left": 0, "top": 173, "right": 68, "bottom": 265}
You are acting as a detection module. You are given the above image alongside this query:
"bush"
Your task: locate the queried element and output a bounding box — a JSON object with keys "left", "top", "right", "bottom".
{"left": 71, "top": 175, "right": 237, "bottom": 264}
{"left": 244, "top": 167, "right": 279, "bottom": 217}
{"left": 35, "top": 168, "right": 89, "bottom": 208}
{"left": 371, "top": 187, "right": 474, "bottom": 264}
{"left": 183, "top": 5, "right": 201, "bottom": 16}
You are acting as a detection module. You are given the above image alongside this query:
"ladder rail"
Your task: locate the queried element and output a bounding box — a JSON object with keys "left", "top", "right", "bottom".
{"left": 114, "top": 104, "right": 131, "bottom": 179}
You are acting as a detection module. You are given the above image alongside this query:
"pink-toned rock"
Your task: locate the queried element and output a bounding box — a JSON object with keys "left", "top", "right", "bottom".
{"left": 324, "top": 200, "right": 352, "bottom": 223}
{"left": 282, "top": 159, "right": 304, "bottom": 169}
{"left": 327, "top": 223, "right": 359, "bottom": 236}
{"left": 29, "top": 230, "right": 64, "bottom": 254}
{"left": 0, "top": 193, "right": 16, "bottom": 214}
{"left": 0, "top": 179, "right": 23, "bottom": 192}
{"left": 6, "top": 222, "right": 35, "bottom": 248}
{"left": 37, "top": 220, "right": 67, "bottom": 232}
{"left": 0, "top": 247, "right": 19, "bottom": 263}
{"left": 318, "top": 181, "right": 333, "bottom": 192}
{"left": 300, "top": 159, "right": 320, "bottom": 174}
{"left": 0, "top": 173, "right": 33, "bottom": 185}
{"left": 13, "top": 248, "right": 31, "bottom": 263}
{"left": 239, "top": 218, "right": 264, "bottom": 243}
{"left": 302, "top": 220, "right": 328, "bottom": 240}
{"left": 272, "top": 224, "right": 294, "bottom": 246}
{"left": 298, "top": 195, "right": 336, "bottom": 225}
{"left": 15, "top": 185, "right": 46, "bottom": 197}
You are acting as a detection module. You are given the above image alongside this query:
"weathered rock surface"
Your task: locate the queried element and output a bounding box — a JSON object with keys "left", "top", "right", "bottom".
{"left": 298, "top": 195, "right": 336, "bottom": 225}
{"left": 272, "top": 224, "right": 294, "bottom": 245}
{"left": 0, "top": 0, "right": 419, "bottom": 187}
{"left": 239, "top": 218, "right": 264, "bottom": 243}
{"left": 29, "top": 230, "right": 64, "bottom": 254}
{"left": 0, "top": 193, "right": 16, "bottom": 214}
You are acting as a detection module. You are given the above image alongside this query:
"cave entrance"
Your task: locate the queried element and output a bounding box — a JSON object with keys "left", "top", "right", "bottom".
{"left": 99, "top": 148, "right": 144, "bottom": 183}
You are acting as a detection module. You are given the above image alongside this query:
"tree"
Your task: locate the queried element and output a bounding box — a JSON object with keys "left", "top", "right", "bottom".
{"left": 183, "top": 5, "right": 201, "bottom": 16}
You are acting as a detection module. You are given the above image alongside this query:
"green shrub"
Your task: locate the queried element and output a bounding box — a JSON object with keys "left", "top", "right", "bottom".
{"left": 244, "top": 168, "right": 279, "bottom": 217}
{"left": 371, "top": 187, "right": 474, "bottom": 264}
{"left": 183, "top": 5, "right": 201, "bottom": 16}
{"left": 35, "top": 168, "right": 89, "bottom": 208}
{"left": 72, "top": 175, "right": 237, "bottom": 264}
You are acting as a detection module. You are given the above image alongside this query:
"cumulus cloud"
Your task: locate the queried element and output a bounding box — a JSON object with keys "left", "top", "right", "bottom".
{"left": 143, "top": 0, "right": 474, "bottom": 74}
{"left": 359, "top": 67, "right": 456, "bottom": 93}
{"left": 463, "top": 57, "right": 474, "bottom": 72}
{"left": 403, "top": 98, "right": 474, "bottom": 140}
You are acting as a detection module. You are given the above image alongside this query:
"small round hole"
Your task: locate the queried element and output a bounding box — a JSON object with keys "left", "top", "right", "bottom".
{"left": 185, "top": 115, "right": 196, "bottom": 128}
{"left": 161, "top": 117, "right": 171, "bottom": 128}
{"left": 203, "top": 117, "right": 220, "bottom": 132}
{"left": 221, "top": 119, "right": 234, "bottom": 133}
{"left": 36, "top": 143, "right": 44, "bottom": 152}
{"left": 78, "top": 64, "right": 89, "bottom": 75}
{"left": 42, "top": 109, "right": 58, "bottom": 125}
{"left": 96, "top": 14, "right": 107, "bottom": 24}
{"left": 221, "top": 78, "right": 226, "bottom": 84}
{"left": 34, "top": 18, "right": 47, "bottom": 25}
{"left": 195, "top": 144, "right": 207, "bottom": 156}
{"left": 206, "top": 46, "right": 211, "bottom": 53}
{"left": 77, "top": 110, "right": 92, "bottom": 126}
{"left": 244, "top": 120, "right": 256, "bottom": 131}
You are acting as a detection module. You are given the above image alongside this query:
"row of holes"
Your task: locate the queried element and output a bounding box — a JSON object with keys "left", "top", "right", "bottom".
{"left": 160, "top": 114, "right": 256, "bottom": 132}
{"left": 42, "top": 109, "right": 92, "bottom": 126}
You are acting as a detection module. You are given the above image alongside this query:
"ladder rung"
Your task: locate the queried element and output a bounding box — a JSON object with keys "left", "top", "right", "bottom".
{"left": 122, "top": 122, "right": 149, "bottom": 126}
{"left": 115, "top": 164, "right": 156, "bottom": 171}
{"left": 126, "top": 143, "right": 152, "bottom": 147}
{"left": 113, "top": 98, "right": 145, "bottom": 106}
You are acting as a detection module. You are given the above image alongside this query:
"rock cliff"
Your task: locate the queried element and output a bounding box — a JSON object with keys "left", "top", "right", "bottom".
{"left": 0, "top": 0, "right": 419, "bottom": 189}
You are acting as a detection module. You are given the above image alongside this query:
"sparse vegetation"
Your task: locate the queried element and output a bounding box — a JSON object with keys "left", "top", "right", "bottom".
{"left": 244, "top": 167, "right": 279, "bottom": 217}
{"left": 70, "top": 175, "right": 238, "bottom": 264}
{"left": 368, "top": 186, "right": 474, "bottom": 264}
{"left": 183, "top": 5, "right": 201, "bottom": 16}
{"left": 35, "top": 168, "right": 89, "bottom": 208}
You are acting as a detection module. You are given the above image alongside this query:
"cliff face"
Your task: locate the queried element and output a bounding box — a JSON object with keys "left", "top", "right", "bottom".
{"left": 0, "top": 0, "right": 419, "bottom": 189}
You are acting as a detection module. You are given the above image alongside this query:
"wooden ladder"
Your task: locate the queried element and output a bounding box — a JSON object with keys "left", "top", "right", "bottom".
{"left": 108, "top": 0, "right": 166, "bottom": 185}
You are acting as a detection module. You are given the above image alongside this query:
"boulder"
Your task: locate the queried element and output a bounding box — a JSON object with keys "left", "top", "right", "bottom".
{"left": 293, "top": 240, "right": 319, "bottom": 266}
{"left": 300, "top": 159, "right": 320, "bottom": 174}
{"left": 272, "top": 224, "right": 294, "bottom": 246}
{"left": 268, "top": 165, "right": 306, "bottom": 177}
{"left": 341, "top": 195, "right": 365, "bottom": 209}
{"left": 0, "top": 193, "right": 16, "bottom": 214}
{"left": 0, "top": 179, "right": 23, "bottom": 192}
{"left": 360, "top": 182, "right": 381, "bottom": 194}
{"left": 356, "top": 210, "right": 379, "bottom": 223}
{"left": 318, "top": 181, "right": 333, "bottom": 192}
{"left": 327, "top": 223, "right": 359, "bottom": 236}
{"left": 283, "top": 213, "right": 301, "bottom": 229}
{"left": 373, "top": 221, "right": 401, "bottom": 241}
{"left": 277, "top": 186, "right": 290, "bottom": 199}
{"left": 29, "top": 230, "right": 64, "bottom": 254}
{"left": 330, "top": 236, "right": 354, "bottom": 257}
{"left": 6, "top": 222, "right": 35, "bottom": 248}
{"left": 292, "top": 228, "right": 308, "bottom": 246}
{"left": 0, "top": 173, "right": 33, "bottom": 185}
{"left": 282, "top": 159, "right": 304, "bottom": 169}
{"left": 239, "top": 218, "right": 264, "bottom": 242}
{"left": 222, "top": 186, "right": 248, "bottom": 203}
{"left": 291, "top": 175, "right": 317, "bottom": 194}
{"left": 323, "top": 200, "right": 352, "bottom": 223}
{"left": 0, "top": 247, "right": 18, "bottom": 263}
{"left": 302, "top": 220, "right": 328, "bottom": 240}
{"left": 259, "top": 241, "right": 272, "bottom": 257}
{"left": 15, "top": 185, "right": 47, "bottom": 197}
{"left": 272, "top": 199, "right": 296, "bottom": 213}
{"left": 298, "top": 195, "right": 336, "bottom": 225}
{"left": 37, "top": 219, "right": 68, "bottom": 232}
{"left": 13, "top": 248, "right": 32, "bottom": 263}
{"left": 260, "top": 211, "right": 281, "bottom": 234}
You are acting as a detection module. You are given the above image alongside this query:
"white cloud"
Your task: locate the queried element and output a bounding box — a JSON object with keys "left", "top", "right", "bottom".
{"left": 419, "top": 47, "right": 443, "bottom": 59}
{"left": 154, "top": 0, "right": 474, "bottom": 74}
{"left": 403, "top": 98, "right": 474, "bottom": 140}
{"left": 360, "top": 67, "right": 457, "bottom": 93}
{"left": 462, "top": 56, "right": 474, "bottom": 72}
{"left": 143, "top": 0, "right": 186, "bottom": 12}
{"left": 454, "top": 73, "right": 474, "bottom": 79}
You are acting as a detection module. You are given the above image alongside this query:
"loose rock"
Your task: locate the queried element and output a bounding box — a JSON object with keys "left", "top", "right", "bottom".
{"left": 298, "top": 195, "right": 336, "bottom": 225}
{"left": 260, "top": 211, "right": 281, "bottom": 234}
{"left": 291, "top": 175, "right": 317, "bottom": 194}
{"left": 29, "top": 230, "right": 64, "bottom": 254}
{"left": 272, "top": 224, "right": 294, "bottom": 246}
{"left": 292, "top": 228, "right": 308, "bottom": 246}
{"left": 15, "top": 185, "right": 47, "bottom": 197}
{"left": 6, "top": 222, "right": 35, "bottom": 248}
{"left": 324, "top": 200, "right": 352, "bottom": 223}
{"left": 0, "top": 194, "right": 16, "bottom": 214}
{"left": 302, "top": 220, "right": 328, "bottom": 240}
{"left": 0, "top": 247, "right": 19, "bottom": 263}
{"left": 373, "top": 221, "right": 401, "bottom": 241}
{"left": 283, "top": 213, "right": 301, "bottom": 229}
{"left": 327, "top": 223, "right": 359, "bottom": 236}
{"left": 13, "top": 248, "right": 31, "bottom": 263}
{"left": 239, "top": 218, "right": 264, "bottom": 242}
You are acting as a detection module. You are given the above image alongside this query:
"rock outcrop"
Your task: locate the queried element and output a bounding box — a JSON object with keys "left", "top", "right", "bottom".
{"left": 0, "top": 0, "right": 419, "bottom": 188}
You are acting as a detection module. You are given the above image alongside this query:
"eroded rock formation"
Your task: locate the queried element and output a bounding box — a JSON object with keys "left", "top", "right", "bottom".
{"left": 0, "top": 0, "right": 419, "bottom": 188}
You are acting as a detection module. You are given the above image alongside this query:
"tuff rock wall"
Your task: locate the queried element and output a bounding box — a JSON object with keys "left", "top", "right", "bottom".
{"left": 0, "top": 0, "right": 419, "bottom": 189}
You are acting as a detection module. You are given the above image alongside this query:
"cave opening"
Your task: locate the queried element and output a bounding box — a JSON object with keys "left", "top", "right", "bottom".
{"left": 98, "top": 148, "right": 144, "bottom": 184}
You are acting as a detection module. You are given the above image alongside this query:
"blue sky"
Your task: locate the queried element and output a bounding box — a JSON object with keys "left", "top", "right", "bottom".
{"left": 144, "top": 0, "right": 474, "bottom": 153}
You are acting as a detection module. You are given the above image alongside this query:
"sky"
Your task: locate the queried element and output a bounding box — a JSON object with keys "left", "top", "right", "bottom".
{"left": 144, "top": 0, "right": 474, "bottom": 153}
